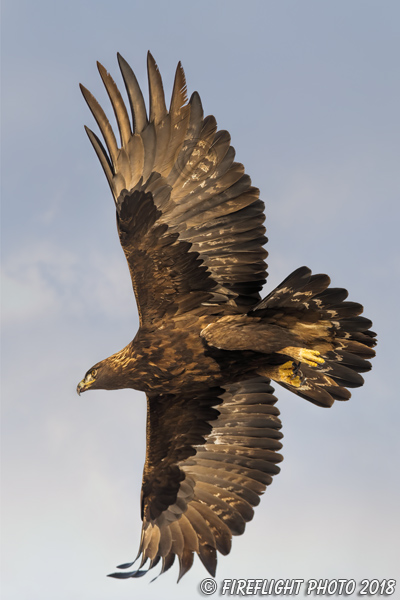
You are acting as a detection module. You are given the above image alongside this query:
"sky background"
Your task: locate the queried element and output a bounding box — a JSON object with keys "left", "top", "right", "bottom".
{"left": 2, "top": 1, "right": 399, "bottom": 599}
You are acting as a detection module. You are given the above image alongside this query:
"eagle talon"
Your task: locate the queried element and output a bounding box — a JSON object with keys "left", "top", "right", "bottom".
{"left": 292, "top": 361, "right": 301, "bottom": 377}
{"left": 299, "top": 349, "right": 325, "bottom": 367}
{"left": 280, "top": 347, "right": 325, "bottom": 367}
{"left": 277, "top": 361, "right": 302, "bottom": 387}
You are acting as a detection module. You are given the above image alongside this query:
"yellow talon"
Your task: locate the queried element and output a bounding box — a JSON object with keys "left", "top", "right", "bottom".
{"left": 298, "top": 348, "right": 325, "bottom": 367}
{"left": 280, "top": 346, "right": 325, "bottom": 367}
{"left": 260, "top": 361, "right": 303, "bottom": 387}
{"left": 278, "top": 361, "right": 302, "bottom": 387}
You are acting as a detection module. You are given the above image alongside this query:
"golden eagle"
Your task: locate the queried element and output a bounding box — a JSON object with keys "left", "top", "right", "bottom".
{"left": 77, "top": 52, "right": 376, "bottom": 580}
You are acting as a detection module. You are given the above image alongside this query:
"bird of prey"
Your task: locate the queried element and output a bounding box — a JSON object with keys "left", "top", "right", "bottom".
{"left": 77, "top": 52, "right": 376, "bottom": 581}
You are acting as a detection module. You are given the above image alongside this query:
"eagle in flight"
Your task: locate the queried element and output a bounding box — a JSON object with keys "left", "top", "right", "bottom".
{"left": 77, "top": 52, "right": 376, "bottom": 580}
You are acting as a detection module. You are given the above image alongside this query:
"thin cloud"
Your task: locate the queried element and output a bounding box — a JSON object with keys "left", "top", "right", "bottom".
{"left": 2, "top": 241, "right": 135, "bottom": 324}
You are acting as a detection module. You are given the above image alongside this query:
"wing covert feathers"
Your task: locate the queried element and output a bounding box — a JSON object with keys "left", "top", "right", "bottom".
{"left": 108, "top": 378, "right": 282, "bottom": 580}
{"left": 117, "top": 189, "right": 215, "bottom": 323}
{"left": 81, "top": 53, "right": 268, "bottom": 319}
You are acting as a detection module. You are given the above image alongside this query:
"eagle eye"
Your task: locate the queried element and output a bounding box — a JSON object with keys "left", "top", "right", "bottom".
{"left": 85, "top": 369, "right": 97, "bottom": 383}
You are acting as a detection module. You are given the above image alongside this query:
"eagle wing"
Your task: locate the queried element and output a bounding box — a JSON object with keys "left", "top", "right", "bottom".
{"left": 80, "top": 53, "right": 268, "bottom": 324}
{"left": 108, "top": 377, "right": 282, "bottom": 580}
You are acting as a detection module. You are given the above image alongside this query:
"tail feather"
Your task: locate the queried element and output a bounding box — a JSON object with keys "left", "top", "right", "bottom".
{"left": 346, "top": 330, "right": 376, "bottom": 348}
{"left": 327, "top": 301, "right": 364, "bottom": 318}
{"left": 251, "top": 267, "right": 331, "bottom": 311}
{"left": 253, "top": 266, "right": 376, "bottom": 408}
{"left": 320, "top": 359, "right": 365, "bottom": 388}
{"left": 325, "top": 350, "right": 372, "bottom": 373}
{"left": 337, "top": 316, "right": 373, "bottom": 333}
{"left": 316, "top": 287, "right": 348, "bottom": 304}
{"left": 333, "top": 338, "right": 375, "bottom": 359}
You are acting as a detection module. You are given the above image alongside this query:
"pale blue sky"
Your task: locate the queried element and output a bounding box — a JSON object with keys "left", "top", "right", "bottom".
{"left": 2, "top": 1, "right": 399, "bottom": 599}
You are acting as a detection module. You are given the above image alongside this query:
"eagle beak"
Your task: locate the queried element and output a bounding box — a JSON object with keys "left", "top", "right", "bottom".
{"left": 77, "top": 380, "right": 86, "bottom": 396}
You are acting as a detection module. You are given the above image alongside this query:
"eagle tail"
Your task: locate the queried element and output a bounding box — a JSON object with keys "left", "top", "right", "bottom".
{"left": 252, "top": 266, "right": 376, "bottom": 408}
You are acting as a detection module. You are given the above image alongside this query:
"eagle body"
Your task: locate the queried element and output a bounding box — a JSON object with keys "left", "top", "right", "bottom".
{"left": 95, "top": 315, "right": 223, "bottom": 394}
{"left": 88, "top": 309, "right": 304, "bottom": 395}
{"left": 77, "top": 53, "right": 376, "bottom": 580}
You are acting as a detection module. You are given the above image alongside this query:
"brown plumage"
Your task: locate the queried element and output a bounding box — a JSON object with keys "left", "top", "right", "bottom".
{"left": 76, "top": 52, "right": 376, "bottom": 580}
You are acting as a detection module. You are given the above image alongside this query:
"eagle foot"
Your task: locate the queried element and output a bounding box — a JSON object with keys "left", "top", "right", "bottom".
{"left": 281, "top": 346, "right": 325, "bottom": 367}
{"left": 277, "top": 361, "right": 302, "bottom": 387}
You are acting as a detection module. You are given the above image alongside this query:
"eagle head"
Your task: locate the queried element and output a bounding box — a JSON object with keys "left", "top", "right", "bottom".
{"left": 76, "top": 359, "right": 119, "bottom": 394}
{"left": 76, "top": 365, "right": 101, "bottom": 395}
{"left": 76, "top": 349, "right": 137, "bottom": 395}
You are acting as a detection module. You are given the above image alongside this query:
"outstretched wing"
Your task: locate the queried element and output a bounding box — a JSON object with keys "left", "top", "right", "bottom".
{"left": 108, "top": 377, "right": 283, "bottom": 580}
{"left": 80, "top": 53, "right": 268, "bottom": 324}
